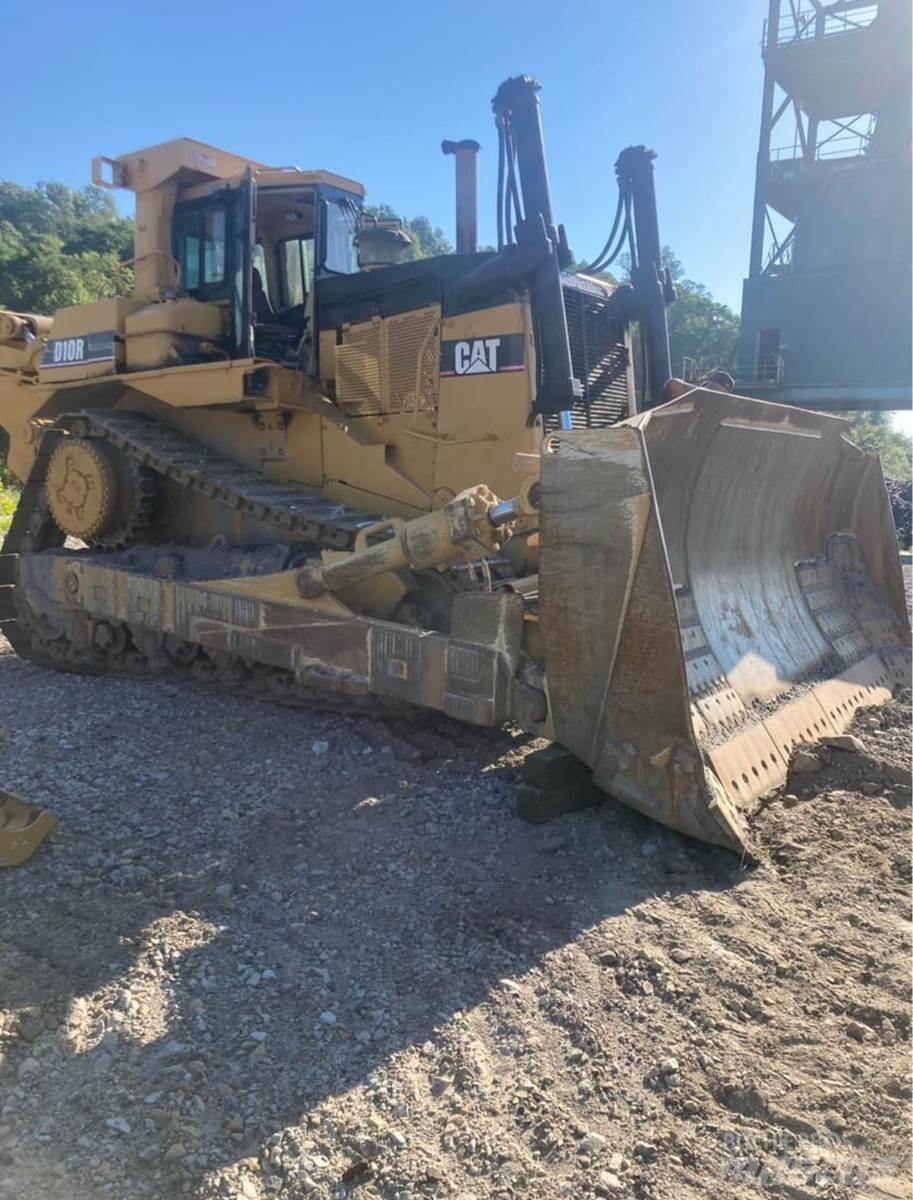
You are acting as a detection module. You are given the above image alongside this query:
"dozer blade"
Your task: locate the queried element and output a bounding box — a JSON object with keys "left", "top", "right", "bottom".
{"left": 0, "top": 790, "right": 57, "bottom": 867}
{"left": 538, "top": 389, "right": 911, "bottom": 853}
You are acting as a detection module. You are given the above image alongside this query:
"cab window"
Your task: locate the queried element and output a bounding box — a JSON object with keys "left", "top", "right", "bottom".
{"left": 252, "top": 243, "right": 270, "bottom": 298}
{"left": 174, "top": 205, "right": 227, "bottom": 292}
{"left": 279, "top": 237, "right": 314, "bottom": 307}
{"left": 318, "top": 194, "right": 360, "bottom": 276}
{"left": 203, "top": 210, "right": 226, "bottom": 282}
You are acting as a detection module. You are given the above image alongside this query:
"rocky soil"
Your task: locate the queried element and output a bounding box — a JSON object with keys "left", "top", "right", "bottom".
{"left": 0, "top": 632, "right": 910, "bottom": 1200}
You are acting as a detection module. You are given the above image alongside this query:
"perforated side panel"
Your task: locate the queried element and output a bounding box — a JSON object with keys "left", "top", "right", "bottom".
{"left": 336, "top": 306, "right": 440, "bottom": 417}
{"left": 336, "top": 321, "right": 385, "bottom": 415}
{"left": 387, "top": 308, "right": 440, "bottom": 414}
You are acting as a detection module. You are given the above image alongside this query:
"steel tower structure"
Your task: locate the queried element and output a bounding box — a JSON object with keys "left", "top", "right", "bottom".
{"left": 737, "top": 0, "right": 912, "bottom": 410}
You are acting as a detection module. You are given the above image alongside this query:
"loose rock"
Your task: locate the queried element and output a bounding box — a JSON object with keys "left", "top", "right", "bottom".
{"left": 579, "top": 1131, "right": 608, "bottom": 1155}
{"left": 847, "top": 1020, "right": 874, "bottom": 1043}
{"left": 792, "top": 751, "right": 823, "bottom": 774}
{"left": 596, "top": 1170, "right": 624, "bottom": 1194}
{"left": 822, "top": 734, "right": 866, "bottom": 753}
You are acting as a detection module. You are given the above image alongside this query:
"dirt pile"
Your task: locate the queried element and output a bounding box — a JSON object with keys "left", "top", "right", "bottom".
{"left": 0, "top": 637, "right": 909, "bottom": 1200}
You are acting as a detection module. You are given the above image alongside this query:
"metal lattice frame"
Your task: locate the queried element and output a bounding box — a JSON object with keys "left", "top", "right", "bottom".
{"left": 749, "top": 0, "right": 881, "bottom": 279}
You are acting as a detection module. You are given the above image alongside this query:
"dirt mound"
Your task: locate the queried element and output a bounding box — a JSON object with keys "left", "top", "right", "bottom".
{"left": 0, "top": 639, "right": 909, "bottom": 1200}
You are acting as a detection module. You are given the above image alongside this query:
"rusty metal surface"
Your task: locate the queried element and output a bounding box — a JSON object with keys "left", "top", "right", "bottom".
{"left": 16, "top": 544, "right": 522, "bottom": 732}
{"left": 539, "top": 389, "right": 910, "bottom": 852}
{"left": 537, "top": 427, "right": 748, "bottom": 851}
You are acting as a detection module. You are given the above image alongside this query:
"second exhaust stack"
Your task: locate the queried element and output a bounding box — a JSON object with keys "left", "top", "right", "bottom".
{"left": 442, "top": 138, "right": 480, "bottom": 254}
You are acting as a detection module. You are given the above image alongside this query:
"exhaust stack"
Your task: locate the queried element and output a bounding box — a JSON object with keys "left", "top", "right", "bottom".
{"left": 441, "top": 139, "right": 480, "bottom": 254}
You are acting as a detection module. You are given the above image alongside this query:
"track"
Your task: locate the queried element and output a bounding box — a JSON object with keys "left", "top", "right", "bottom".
{"left": 0, "top": 419, "right": 405, "bottom": 716}
{"left": 73, "top": 411, "right": 385, "bottom": 550}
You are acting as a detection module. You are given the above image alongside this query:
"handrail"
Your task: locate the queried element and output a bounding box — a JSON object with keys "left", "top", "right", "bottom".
{"left": 764, "top": 3, "right": 879, "bottom": 49}
{"left": 733, "top": 354, "right": 786, "bottom": 385}
{"left": 769, "top": 128, "right": 873, "bottom": 163}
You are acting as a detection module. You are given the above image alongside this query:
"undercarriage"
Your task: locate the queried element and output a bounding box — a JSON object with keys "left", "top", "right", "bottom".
{"left": 3, "top": 394, "right": 908, "bottom": 857}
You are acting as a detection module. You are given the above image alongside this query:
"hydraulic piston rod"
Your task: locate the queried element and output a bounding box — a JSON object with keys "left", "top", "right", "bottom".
{"left": 297, "top": 487, "right": 506, "bottom": 598}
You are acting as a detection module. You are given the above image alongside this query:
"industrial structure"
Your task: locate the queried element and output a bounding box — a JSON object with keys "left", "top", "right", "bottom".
{"left": 737, "top": 0, "right": 912, "bottom": 410}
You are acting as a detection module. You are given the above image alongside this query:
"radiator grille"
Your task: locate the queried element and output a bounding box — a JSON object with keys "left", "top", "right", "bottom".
{"left": 337, "top": 305, "right": 440, "bottom": 416}
{"left": 545, "top": 281, "right": 631, "bottom": 431}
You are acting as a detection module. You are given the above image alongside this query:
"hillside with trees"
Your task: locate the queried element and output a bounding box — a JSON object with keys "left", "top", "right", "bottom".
{"left": 0, "top": 181, "right": 133, "bottom": 313}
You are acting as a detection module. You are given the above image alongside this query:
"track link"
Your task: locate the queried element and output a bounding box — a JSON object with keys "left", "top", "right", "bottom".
{"left": 74, "top": 410, "right": 384, "bottom": 550}
{"left": 0, "top": 419, "right": 406, "bottom": 716}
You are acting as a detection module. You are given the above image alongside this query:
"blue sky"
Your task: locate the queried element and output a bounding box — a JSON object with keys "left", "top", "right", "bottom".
{"left": 4, "top": 0, "right": 767, "bottom": 310}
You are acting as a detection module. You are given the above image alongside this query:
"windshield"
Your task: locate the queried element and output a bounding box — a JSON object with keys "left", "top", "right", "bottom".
{"left": 319, "top": 193, "right": 360, "bottom": 275}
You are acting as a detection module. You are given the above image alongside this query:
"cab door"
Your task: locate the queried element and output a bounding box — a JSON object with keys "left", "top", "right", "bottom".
{"left": 230, "top": 169, "right": 256, "bottom": 359}
{"left": 171, "top": 172, "right": 256, "bottom": 360}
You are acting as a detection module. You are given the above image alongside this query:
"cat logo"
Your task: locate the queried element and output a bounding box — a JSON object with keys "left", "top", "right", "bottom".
{"left": 454, "top": 337, "right": 501, "bottom": 375}
{"left": 440, "top": 332, "right": 524, "bottom": 378}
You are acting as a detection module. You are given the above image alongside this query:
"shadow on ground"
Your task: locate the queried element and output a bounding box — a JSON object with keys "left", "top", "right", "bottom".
{"left": 0, "top": 649, "right": 743, "bottom": 1199}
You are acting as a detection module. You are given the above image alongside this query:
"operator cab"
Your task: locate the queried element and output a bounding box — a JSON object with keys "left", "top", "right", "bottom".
{"left": 170, "top": 169, "right": 362, "bottom": 367}
{"left": 246, "top": 184, "right": 361, "bottom": 363}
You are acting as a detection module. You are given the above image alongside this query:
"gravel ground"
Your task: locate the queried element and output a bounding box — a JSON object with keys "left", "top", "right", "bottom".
{"left": 0, "top": 623, "right": 910, "bottom": 1200}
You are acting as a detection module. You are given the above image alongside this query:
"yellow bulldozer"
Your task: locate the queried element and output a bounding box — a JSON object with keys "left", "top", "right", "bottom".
{"left": 0, "top": 76, "right": 908, "bottom": 860}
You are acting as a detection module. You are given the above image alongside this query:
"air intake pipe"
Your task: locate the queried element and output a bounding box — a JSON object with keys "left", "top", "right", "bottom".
{"left": 441, "top": 139, "right": 480, "bottom": 254}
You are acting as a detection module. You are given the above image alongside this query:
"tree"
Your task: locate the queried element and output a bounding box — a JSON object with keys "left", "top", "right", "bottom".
{"left": 0, "top": 181, "right": 135, "bottom": 487}
{"left": 363, "top": 204, "right": 452, "bottom": 260}
{"left": 839, "top": 411, "right": 912, "bottom": 481}
{"left": 661, "top": 250, "right": 740, "bottom": 380}
{"left": 618, "top": 247, "right": 740, "bottom": 379}
{"left": 0, "top": 180, "right": 133, "bottom": 314}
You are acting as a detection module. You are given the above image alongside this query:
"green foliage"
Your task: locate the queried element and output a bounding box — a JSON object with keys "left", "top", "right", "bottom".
{"left": 0, "top": 180, "right": 133, "bottom": 314}
{"left": 0, "top": 481, "right": 17, "bottom": 539}
{"left": 661, "top": 249, "right": 740, "bottom": 379}
{"left": 363, "top": 204, "right": 452, "bottom": 260}
{"left": 618, "top": 247, "right": 740, "bottom": 379}
{"left": 840, "top": 411, "right": 912, "bottom": 481}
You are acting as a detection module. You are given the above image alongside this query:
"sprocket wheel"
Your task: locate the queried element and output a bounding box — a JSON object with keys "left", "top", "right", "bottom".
{"left": 45, "top": 435, "right": 158, "bottom": 547}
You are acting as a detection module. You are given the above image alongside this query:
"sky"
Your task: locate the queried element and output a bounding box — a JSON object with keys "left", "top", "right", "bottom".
{"left": 3, "top": 0, "right": 911, "bottom": 435}
{"left": 4, "top": 0, "right": 767, "bottom": 311}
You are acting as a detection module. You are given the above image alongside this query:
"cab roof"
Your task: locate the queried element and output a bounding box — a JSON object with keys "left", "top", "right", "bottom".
{"left": 92, "top": 137, "right": 365, "bottom": 198}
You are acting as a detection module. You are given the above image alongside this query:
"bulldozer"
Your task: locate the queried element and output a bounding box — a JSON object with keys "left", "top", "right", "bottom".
{"left": 0, "top": 76, "right": 908, "bottom": 858}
